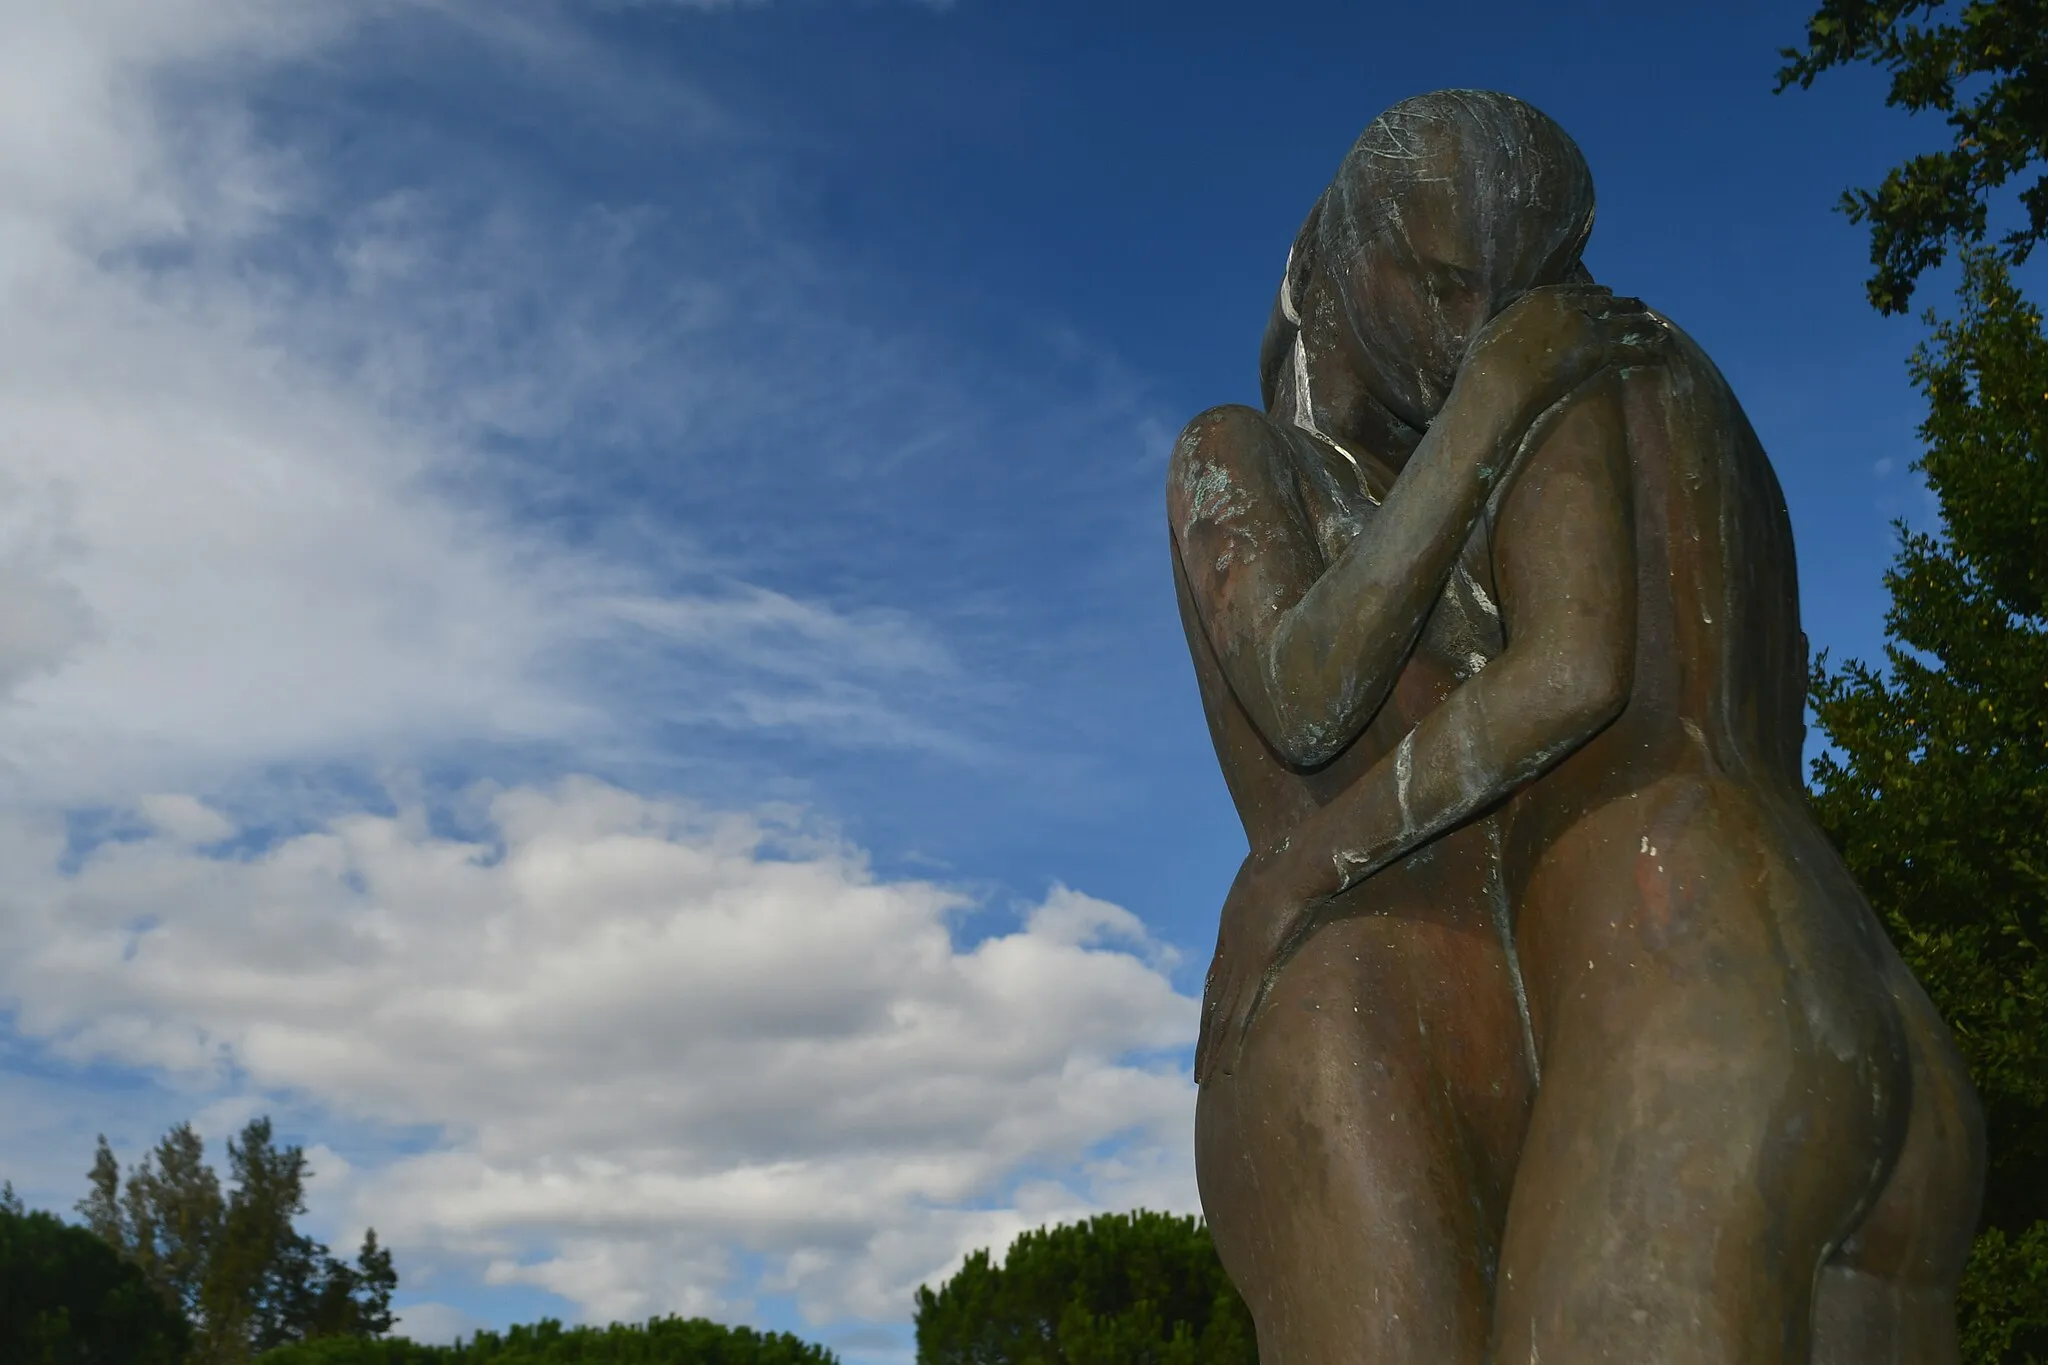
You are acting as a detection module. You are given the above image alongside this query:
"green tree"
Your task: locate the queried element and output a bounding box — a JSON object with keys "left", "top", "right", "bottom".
{"left": 97, "top": 1124, "right": 230, "bottom": 1328}
{"left": 252, "top": 1314, "right": 840, "bottom": 1364}
{"left": 1, "top": 1199, "right": 193, "bottom": 1365}
{"left": 1782, "top": 4, "right": 2048, "bottom": 1357}
{"left": 317, "top": 1229, "right": 398, "bottom": 1340}
{"left": 913, "top": 1210, "right": 1256, "bottom": 1365}
{"left": 1806, "top": 247, "right": 2048, "bottom": 1362}
{"left": 81, "top": 1118, "right": 400, "bottom": 1363}
{"left": 1777, "top": 0, "right": 2048, "bottom": 312}
{"left": 78, "top": 1141, "right": 121, "bottom": 1245}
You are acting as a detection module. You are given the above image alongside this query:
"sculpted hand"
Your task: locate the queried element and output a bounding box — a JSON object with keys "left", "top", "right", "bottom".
{"left": 1194, "top": 854, "right": 1327, "bottom": 1084}
{"left": 1462, "top": 283, "right": 1671, "bottom": 431}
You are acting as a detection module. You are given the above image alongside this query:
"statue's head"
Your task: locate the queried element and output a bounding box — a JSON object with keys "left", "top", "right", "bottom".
{"left": 1319, "top": 90, "right": 1595, "bottom": 430}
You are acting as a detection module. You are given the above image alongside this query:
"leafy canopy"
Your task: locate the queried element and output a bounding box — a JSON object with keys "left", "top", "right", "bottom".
{"left": 1778, "top": 0, "right": 2048, "bottom": 312}
{"left": 1809, "top": 249, "right": 2048, "bottom": 1169}
{"left": 913, "top": 1210, "right": 1256, "bottom": 1365}
{"left": 80, "top": 1117, "right": 399, "bottom": 1364}
{"left": 251, "top": 1315, "right": 839, "bottom": 1365}
{"left": 0, "top": 1197, "right": 193, "bottom": 1365}
{"left": 1807, "top": 245, "right": 2048, "bottom": 1362}
{"left": 1782, "top": 4, "right": 2048, "bottom": 1357}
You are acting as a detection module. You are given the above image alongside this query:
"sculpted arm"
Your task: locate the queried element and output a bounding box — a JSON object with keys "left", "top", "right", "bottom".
{"left": 1168, "top": 286, "right": 1663, "bottom": 770}
{"left": 1305, "top": 375, "right": 1636, "bottom": 893}
{"left": 1196, "top": 376, "right": 1637, "bottom": 1079}
{"left": 1168, "top": 378, "right": 1530, "bottom": 769}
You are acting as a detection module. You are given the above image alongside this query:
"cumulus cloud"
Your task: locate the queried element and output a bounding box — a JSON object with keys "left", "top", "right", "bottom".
{"left": 0, "top": 779, "right": 1198, "bottom": 1323}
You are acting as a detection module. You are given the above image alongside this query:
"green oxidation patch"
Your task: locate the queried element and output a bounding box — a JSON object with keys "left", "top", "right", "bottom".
{"left": 1182, "top": 457, "right": 1249, "bottom": 527}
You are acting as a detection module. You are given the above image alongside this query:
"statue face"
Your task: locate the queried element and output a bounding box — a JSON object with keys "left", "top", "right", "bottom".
{"left": 1337, "top": 172, "right": 1497, "bottom": 430}
{"left": 1317, "top": 93, "right": 1596, "bottom": 435}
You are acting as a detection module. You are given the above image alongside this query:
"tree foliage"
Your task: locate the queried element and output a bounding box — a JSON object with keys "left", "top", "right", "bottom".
{"left": 79, "top": 1117, "right": 399, "bottom": 1364}
{"left": 1782, "top": 4, "right": 2048, "bottom": 1356}
{"left": 1807, "top": 247, "right": 2048, "bottom": 1361}
{"left": 1777, "top": 0, "right": 2048, "bottom": 312}
{"left": 913, "top": 1210, "right": 1256, "bottom": 1365}
{"left": 0, "top": 1198, "right": 193, "bottom": 1365}
{"left": 1963, "top": 1223, "right": 2048, "bottom": 1365}
{"left": 250, "top": 1315, "right": 839, "bottom": 1364}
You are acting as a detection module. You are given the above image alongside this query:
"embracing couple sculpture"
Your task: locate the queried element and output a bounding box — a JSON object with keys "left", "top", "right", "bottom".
{"left": 1168, "top": 91, "right": 1984, "bottom": 1365}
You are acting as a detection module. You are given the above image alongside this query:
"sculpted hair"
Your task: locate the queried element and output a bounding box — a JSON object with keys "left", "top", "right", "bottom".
{"left": 1322, "top": 89, "right": 1595, "bottom": 304}
{"left": 1260, "top": 90, "right": 1596, "bottom": 423}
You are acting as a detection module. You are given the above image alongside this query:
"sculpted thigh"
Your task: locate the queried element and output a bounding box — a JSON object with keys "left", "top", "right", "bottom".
{"left": 1198, "top": 851, "right": 1531, "bottom": 1365}
{"left": 1495, "top": 780, "right": 1908, "bottom": 1365}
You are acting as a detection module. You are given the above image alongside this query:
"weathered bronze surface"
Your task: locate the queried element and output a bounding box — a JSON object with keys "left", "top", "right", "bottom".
{"left": 1168, "top": 90, "right": 1985, "bottom": 1364}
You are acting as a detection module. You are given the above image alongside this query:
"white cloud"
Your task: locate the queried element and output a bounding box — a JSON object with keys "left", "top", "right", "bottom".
{"left": 0, "top": 0, "right": 569, "bottom": 800}
{"left": 0, "top": 778, "right": 1198, "bottom": 1324}
{"left": 0, "top": 471, "right": 100, "bottom": 694}
{"left": 136, "top": 793, "right": 239, "bottom": 846}
{"left": 393, "top": 1300, "right": 490, "bottom": 1345}
{"left": 0, "top": 0, "right": 970, "bottom": 809}
{"left": 0, "top": 0, "right": 1198, "bottom": 1337}
{"left": 0, "top": 0, "right": 343, "bottom": 235}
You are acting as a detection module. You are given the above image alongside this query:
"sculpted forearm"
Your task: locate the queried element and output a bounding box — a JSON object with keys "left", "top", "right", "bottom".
{"left": 1177, "top": 287, "right": 1662, "bottom": 772}
{"left": 1271, "top": 379, "right": 1637, "bottom": 906}
{"left": 1247, "top": 374, "right": 1522, "bottom": 767}
{"left": 1315, "top": 638, "right": 1629, "bottom": 898}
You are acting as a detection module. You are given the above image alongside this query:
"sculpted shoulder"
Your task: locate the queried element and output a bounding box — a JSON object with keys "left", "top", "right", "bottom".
{"left": 1166, "top": 404, "right": 1305, "bottom": 547}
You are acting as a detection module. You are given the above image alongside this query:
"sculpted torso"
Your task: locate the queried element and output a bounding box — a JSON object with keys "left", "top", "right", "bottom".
{"left": 1169, "top": 91, "right": 1984, "bottom": 1365}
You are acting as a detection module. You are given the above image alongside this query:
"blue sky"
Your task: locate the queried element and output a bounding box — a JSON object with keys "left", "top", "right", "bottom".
{"left": 0, "top": 0, "right": 1961, "bottom": 1357}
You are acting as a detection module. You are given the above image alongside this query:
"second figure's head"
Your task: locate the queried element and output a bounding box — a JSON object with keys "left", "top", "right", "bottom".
{"left": 1316, "top": 89, "right": 1596, "bottom": 429}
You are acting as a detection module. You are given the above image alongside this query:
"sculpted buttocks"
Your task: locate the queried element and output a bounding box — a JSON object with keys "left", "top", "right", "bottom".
{"left": 1171, "top": 90, "right": 1984, "bottom": 1365}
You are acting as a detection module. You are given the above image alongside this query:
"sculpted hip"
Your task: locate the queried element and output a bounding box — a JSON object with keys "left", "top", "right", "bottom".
{"left": 1511, "top": 773, "right": 1912, "bottom": 1173}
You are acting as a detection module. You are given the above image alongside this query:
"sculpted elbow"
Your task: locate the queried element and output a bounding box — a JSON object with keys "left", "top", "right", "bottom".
{"left": 1257, "top": 694, "right": 1349, "bottom": 771}
{"left": 1557, "top": 644, "right": 1632, "bottom": 735}
{"left": 1273, "top": 722, "right": 1347, "bottom": 772}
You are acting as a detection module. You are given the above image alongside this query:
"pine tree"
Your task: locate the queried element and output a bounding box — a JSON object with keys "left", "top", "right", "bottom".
{"left": 351, "top": 1229, "right": 398, "bottom": 1338}
{"left": 914, "top": 1211, "right": 1256, "bottom": 1365}
{"left": 250, "top": 1314, "right": 840, "bottom": 1365}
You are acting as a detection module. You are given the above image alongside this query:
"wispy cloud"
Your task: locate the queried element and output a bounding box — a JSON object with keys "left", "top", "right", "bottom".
{"left": 0, "top": 0, "right": 1003, "bottom": 807}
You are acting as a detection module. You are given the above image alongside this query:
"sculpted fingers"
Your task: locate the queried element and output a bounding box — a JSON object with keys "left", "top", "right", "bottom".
{"left": 1606, "top": 309, "right": 1673, "bottom": 368}
{"left": 1537, "top": 286, "right": 1673, "bottom": 373}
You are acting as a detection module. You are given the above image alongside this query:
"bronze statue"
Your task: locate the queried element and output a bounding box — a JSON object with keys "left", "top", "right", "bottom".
{"left": 1167, "top": 90, "right": 1984, "bottom": 1364}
